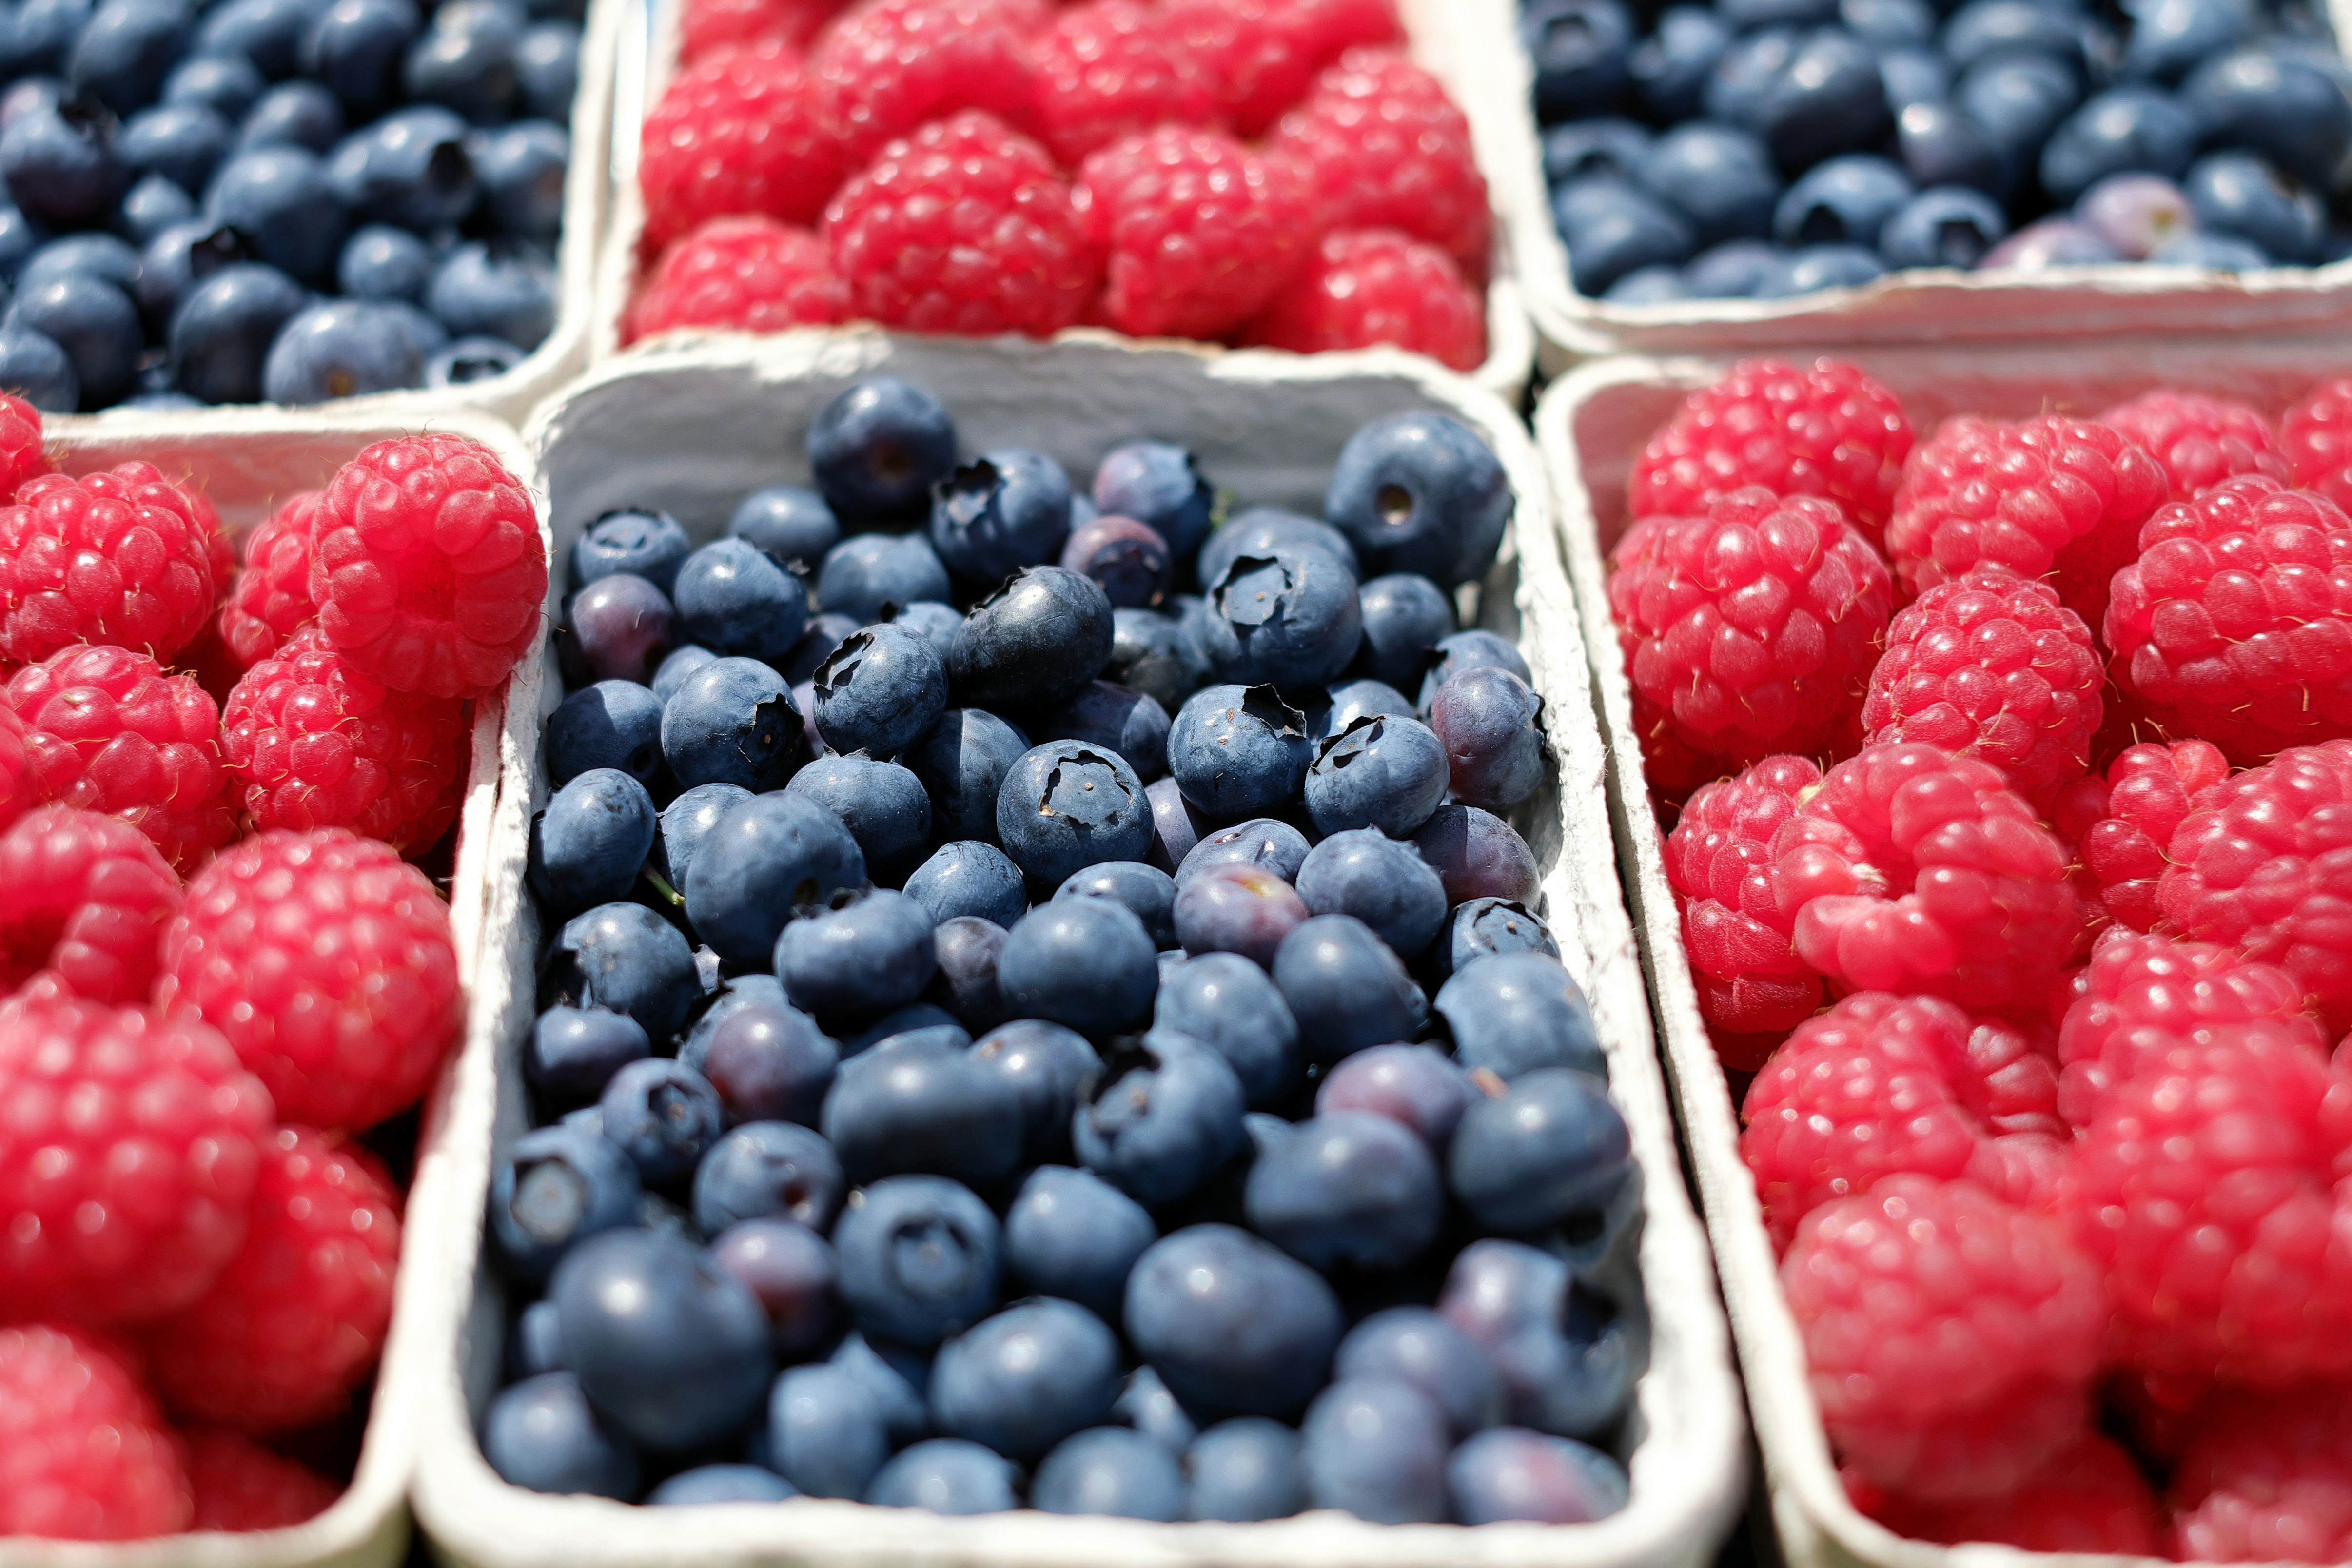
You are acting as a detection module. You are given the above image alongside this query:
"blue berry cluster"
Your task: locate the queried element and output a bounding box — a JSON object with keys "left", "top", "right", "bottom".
{"left": 1526, "top": 0, "right": 2352, "bottom": 301}
{"left": 0, "top": 0, "right": 577, "bottom": 411}
{"left": 480, "top": 377, "right": 1645, "bottom": 1527}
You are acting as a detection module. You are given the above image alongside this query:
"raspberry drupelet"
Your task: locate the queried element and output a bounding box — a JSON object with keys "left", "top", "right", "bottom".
{"left": 1030, "top": 0, "right": 1220, "bottom": 169}
{"left": 1076, "top": 126, "right": 1306, "bottom": 344}
{"left": 1165, "top": 0, "right": 1403, "bottom": 137}
{"left": 182, "top": 1429, "right": 340, "bottom": 1531}
{"left": 1242, "top": 228, "right": 1485, "bottom": 372}
{"left": 2052, "top": 738, "right": 2229, "bottom": 933}
{"left": 0, "top": 1323, "right": 192, "bottom": 1539}
{"left": 810, "top": 0, "right": 1041, "bottom": 162}
{"left": 638, "top": 44, "right": 845, "bottom": 256}
{"left": 0, "top": 468, "right": 220, "bottom": 665}
{"left": 1661, "top": 754, "right": 1822, "bottom": 1060}
{"left": 216, "top": 490, "right": 322, "bottom": 671}
{"left": 2097, "top": 389, "right": 2286, "bottom": 498}
{"left": 1851, "top": 1433, "right": 2164, "bottom": 1555}
{"left": 0, "top": 805, "right": 183, "bottom": 1004}
{"left": 2168, "top": 1387, "right": 2352, "bottom": 1562}
{"left": 627, "top": 216, "right": 846, "bottom": 344}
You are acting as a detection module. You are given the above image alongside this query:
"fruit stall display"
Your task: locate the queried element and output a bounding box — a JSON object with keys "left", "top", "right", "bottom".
{"left": 405, "top": 332, "right": 1744, "bottom": 1566}
{"left": 1539, "top": 344, "right": 2352, "bottom": 1568}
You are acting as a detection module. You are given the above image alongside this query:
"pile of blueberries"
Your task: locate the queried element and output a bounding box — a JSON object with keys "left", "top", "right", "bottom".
{"left": 0, "top": 0, "right": 576, "bottom": 410}
{"left": 478, "top": 376, "right": 1647, "bottom": 1527}
{"left": 1525, "top": 0, "right": 2352, "bottom": 301}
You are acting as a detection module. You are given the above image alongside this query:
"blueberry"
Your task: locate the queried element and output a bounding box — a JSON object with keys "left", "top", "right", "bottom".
{"left": 963, "top": 1018, "right": 1091, "bottom": 1163}
{"left": 649, "top": 643, "right": 717, "bottom": 704}
{"left": 1196, "top": 507, "right": 1358, "bottom": 586}
{"left": 1322, "top": 1046, "right": 1474, "bottom": 1155}
{"left": 1058, "top": 513, "right": 1171, "bottom": 609}
{"left": 823, "top": 1036, "right": 1024, "bottom": 1190}
{"left": 1442, "top": 897, "right": 1561, "bottom": 979}
{"left": 528, "top": 1005, "right": 649, "bottom": 1103}
{"left": 1890, "top": 98, "right": 2005, "bottom": 196}
{"left": 680, "top": 792, "right": 864, "bottom": 970}
{"left": 195, "top": 0, "right": 316, "bottom": 79}
{"left": 764, "top": 1362, "right": 890, "bottom": 1499}
{"left": 691, "top": 1118, "right": 843, "bottom": 1235}
{"left": 1449, "top": 1067, "right": 1631, "bottom": 1235}
{"left": 1724, "top": 0, "right": 1837, "bottom": 22}
{"left": 1430, "top": 666, "right": 1545, "bottom": 810}
{"left": 1032, "top": 1427, "right": 1184, "bottom": 1520}
{"left": 235, "top": 80, "right": 345, "bottom": 156}
{"left": 1842, "top": 0, "right": 1930, "bottom": 43}
{"left": 842, "top": 1004, "right": 967, "bottom": 1058}
{"left": 2147, "top": 230, "right": 2269, "bottom": 267}
{"left": 1520, "top": 0, "right": 1633, "bottom": 122}
{"left": 661, "top": 656, "right": 813, "bottom": 795}
{"left": 1553, "top": 175, "right": 1694, "bottom": 297}
{"left": 206, "top": 145, "right": 343, "bottom": 285}
{"left": 928, "top": 1298, "right": 1123, "bottom": 1462}
{"left": 1629, "top": 6, "right": 1728, "bottom": 122}
{"left": 1318, "top": 677, "right": 1415, "bottom": 740}
{"left": 1636, "top": 123, "right": 1779, "bottom": 246}
{"left": 1271, "top": 913, "right": 1428, "bottom": 1063}
{"left": 1879, "top": 183, "right": 2008, "bottom": 267}
{"left": 19, "top": 236, "right": 137, "bottom": 307}
{"left": 403, "top": 0, "right": 522, "bottom": 120}
{"left": 1167, "top": 684, "right": 1311, "bottom": 820}
{"left": 515, "top": 17, "right": 577, "bottom": 118}
{"left": 782, "top": 754, "right": 932, "bottom": 884}
{"left": 1184, "top": 1419, "right": 1305, "bottom": 1522}
{"left": 1771, "top": 153, "right": 1914, "bottom": 250}
{"left": 780, "top": 611, "right": 857, "bottom": 685}
{"left": 1545, "top": 117, "right": 1650, "bottom": 186}
{"left": 949, "top": 566, "right": 1113, "bottom": 714}
{"left": 425, "top": 333, "right": 522, "bottom": 385}
{"left": 1437, "top": 1239, "right": 1639, "bottom": 1440}
{"left": 1943, "top": 0, "right": 2097, "bottom": 78}
{"left": 2184, "top": 150, "right": 2322, "bottom": 263}
{"left": 301, "top": 0, "right": 420, "bottom": 124}
{"left": 0, "top": 204, "right": 47, "bottom": 286}
{"left": 809, "top": 377, "right": 959, "bottom": 523}
{"left": 2076, "top": 171, "right": 2196, "bottom": 257}
{"left": 544, "top": 902, "right": 700, "bottom": 1040}
{"left": 1246, "top": 1111, "right": 1443, "bottom": 1272}
{"left": 1449, "top": 1429, "right": 1629, "bottom": 1524}
{"left": 991, "top": 892, "right": 1155, "bottom": 1038}
{"left": 1295, "top": 827, "right": 1445, "bottom": 957}
{"left": 993, "top": 740, "right": 1153, "bottom": 890}
{"left": 596, "top": 1056, "right": 723, "bottom": 1186}
{"left": 1601, "top": 264, "right": 1687, "bottom": 303}
{"left": 1352, "top": 572, "right": 1451, "bottom": 691}
{"left": 2185, "top": 48, "right": 2352, "bottom": 189}
{"left": 488, "top": 1121, "right": 640, "bottom": 1280}
{"left": 3, "top": 0, "right": 90, "bottom": 78}
{"left": 833, "top": 1175, "right": 1001, "bottom": 1347}
{"left": 545, "top": 679, "right": 662, "bottom": 786}
{"left": 552, "top": 1227, "right": 774, "bottom": 1451}
{"left": 1878, "top": 46, "right": 1952, "bottom": 113}
{"left": 927, "top": 916, "right": 1008, "bottom": 1033}
{"left": 108, "top": 169, "right": 188, "bottom": 240}
{"left": 865, "top": 1438, "right": 1017, "bottom": 1513}
{"left": 812, "top": 531, "right": 951, "bottom": 625}
{"left": 1172, "top": 864, "right": 1308, "bottom": 968}
{"left": 119, "top": 102, "right": 228, "bottom": 198}
{"left": 428, "top": 238, "right": 551, "bottom": 350}
{"left": 700, "top": 999, "right": 836, "bottom": 1128}
{"left": 1300, "top": 1379, "right": 1450, "bottom": 1523}
{"left": 646, "top": 1465, "right": 796, "bottom": 1505}
{"left": 5, "top": 273, "right": 137, "bottom": 409}
{"left": 325, "top": 105, "right": 473, "bottom": 230}
{"left": 1072, "top": 1029, "right": 1245, "bottom": 1208}
{"left": 1035, "top": 680, "right": 1168, "bottom": 784}
{"left": 507, "top": 1298, "right": 567, "bottom": 1377}
{"left": 1144, "top": 775, "right": 1210, "bottom": 875}
{"left": 922, "top": 448, "right": 1071, "bottom": 585}
{"left": 903, "top": 839, "right": 1028, "bottom": 928}
{"left": 723, "top": 486, "right": 836, "bottom": 575}
{"left": 2039, "top": 86, "right": 2197, "bottom": 203}
{"left": 1151, "top": 952, "right": 1298, "bottom": 1109}
{"left": 1002, "top": 1164, "right": 1154, "bottom": 1322}
{"left": 260, "top": 297, "right": 423, "bottom": 402}
{"left": 1436, "top": 952, "right": 1601, "bottom": 1080}
{"left": 1201, "top": 547, "right": 1361, "bottom": 693}
{"left": 1706, "top": 26, "right": 1889, "bottom": 172}
{"left": 1326, "top": 411, "right": 1512, "bottom": 589}
{"left": 1413, "top": 803, "right": 1541, "bottom": 906}
{"left": 808, "top": 623, "right": 945, "bottom": 760}
{"left": 1956, "top": 52, "right": 2079, "bottom": 182}
{"left": 2121, "top": 0, "right": 2252, "bottom": 84}
{"left": 1045, "top": 862, "right": 1172, "bottom": 953}
{"left": 1125, "top": 1224, "right": 1342, "bottom": 1420}
{"left": 528, "top": 767, "right": 654, "bottom": 916}
{"left": 1113, "top": 1365, "right": 1197, "bottom": 1453}
{"left": 1304, "top": 715, "right": 1448, "bottom": 840}
{"left": 775, "top": 887, "right": 935, "bottom": 1018}
{"left": 1091, "top": 441, "right": 1214, "bottom": 563}
{"left": 68, "top": 0, "right": 189, "bottom": 117}
{"left": 482, "top": 1372, "right": 639, "bottom": 1498}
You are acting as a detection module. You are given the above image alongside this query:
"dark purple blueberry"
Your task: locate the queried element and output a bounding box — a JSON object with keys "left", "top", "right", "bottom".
{"left": 1450, "top": 1429, "right": 1628, "bottom": 1524}
{"left": 1437, "top": 1239, "right": 1639, "bottom": 1440}
{"left": 1431, "top": 666, "right": 1545, "bottom": 811}
{"left": 708, "top": 1216, "right": 840, "bottom": 1355}
{"left": 1060, "top": 513, "right": 1172, "bottom": 608}
{"left": 1144, "top": 775, "right": 1210, "bottom": 874}
{"left": 1315, "top": 1043, "right": 1474, "bottom": 1149}
{"left": 1092, "top": 440, "right": 1215, "bottom": 562}
{"left": 1172, "top": 864, "right": 1309, "bottom": 968}
{"left": 700, "top": 1000, "right": 837, "bottom": 1127}
{"left": 1412, "top": 803, "right": 1541, "bottom": 906}
{"left": 560, "top": 572, "right": 672, "bottom": 686}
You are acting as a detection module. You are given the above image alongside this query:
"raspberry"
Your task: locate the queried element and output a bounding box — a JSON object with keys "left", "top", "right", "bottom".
{"left": 2169, "top": 1387, "right": 2352, "bottom": 1562}
{"left": 1773, "top": 742, "right": 2079, "bottom": 1017}
{"left": 2159, "top": 741, "right": 2352, "bottom": 1033}
{"left": 1165, "top": 0, "right": 1402, "bottom": 137}
{"left": 0, "top": 989, "right": 272, "bottom": 1323}
{"left": 1784, "top": 1175, "right": 2104, "bottom": 1500}
{"left": 5, "top": 643, "right": 237, "bottom": 871}
{"left": 0, "top": 389, "right": 50, "bottom": 502}
{"left": 1241, "top": 227, "right": 1485, "bottom": 371}
{"left": 1030, "top": 0, "right": 1218, "bottom": 168}
{"left": 182, "top": 1429, "right": 339, "bottom": 1530}
{"left": 2059, "top": 1023, "right": 2352, "bottom": 1388}
{"left": 638, "top": 44, "right": 845, "bottom": 257}
{"left": 1860, "top": 568, "right": 2103, "bottom": 808}
{"left": 309, "top": 434, "right": 546, "bottom": 701}
{"left": 143, "top": 1127, "right": 401, "bottom": 1433}
{"left": 1663, "top": 755, "right": 1823, "bottom": 1055}
{"left": 626, "top": 216, "right": 846, "bottom": 344}
{"left": 0, "top": 806, "right": 181, "bottom": 1005}
{"left": 1264, "top": 48, "right": 1489, "bottom": 276}
{"left": 2098, "top": 389, "right": 2285, "bottom": 498}
{"left": 681, "top": 0, "right": 843, "bottom": 60}
{"left": 0, "top": 1324, "right": 190, "bottom": 1539}
{"left": 1852, "top": 1434, "right": 2163, "bottom": 1554}
{"left": 216, "top": 490, "right": 321, "bottom": 670}
{"left": 2281, "top": 374, "right": 2352, "bottom": 516}
{"left": 0, "top": 699, "right": 32, "bottom": 831}
{"left": 811, "top": 0, "right": 1039, "bottom": 162}
{"left": 2103, "top": 474, "right": 2352, "bottom": 765}
{"left": 824, "top": 111, "right": 1098, "bottom": 338}
{"left": 158, "top": 829, "right": 461, "bottom": 1132}
{"left": 220, "top": 628, "right": 467, "bottom": 852}
{"left": 1628, "top": 359, "right": 1914, "bottom": 545}
{"left": 1886, "top": 414, "right": 2168, "bottom": 627}
{"left": 2053, "top": 739, "right": 2230, "bottom": 933}
{"left": 1607, "top": 489, "right": 1893, "bottom": 795}
{"left": 0, "top": 468, "right": 218, "bottom": 665}
{"left": 1075, "top": 126, "right": 1303, "bottom": 342}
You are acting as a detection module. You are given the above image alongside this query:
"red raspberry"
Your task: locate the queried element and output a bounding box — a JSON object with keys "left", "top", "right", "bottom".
{"left": 220, "top": 628, "right": 467, "bottom": 853}
{"left": 811, "top": 0, "right": 1040, "bottom": 162}
{"left": 1165, "top": 0, "right": 1402, "bottom": 137}
{"left": 1851, "top": 1434, "right": 2163, "bottom": 1554}
{"left": 1607, "top": 489, "right": 1892, "bottom": 795}
{"left": 309, "top": 434, "right": 546, "bottom": 701}
{"left": 681, "top": 0, "right": 844, "bottom": 60}
{"left": 216, "top": 491, "right": 321, "bottom": 671}
{"left": 1074, "top": 126, "right": 1302, "bottom": 342}
{"left": 1860, "top": 568, "right": 2102, "bottom": 808}
{"left": 1628, "top": 359, "right": 1914, "bottom": 545}
{"left": 2098, "top": 389, "right": 2285, "bottom": 498}
{"left": 0, "top": 806, "right": 181, "bottom": 1005}
{"left": 1241, "top": 227, "right": 1485, "bottom": 371}
{"left": 0, "top": 989, "right": 272, "bottom": 1323}
{"left": 5, "top": 643, "right": 237, "bottom": 872}
{"left": 0, "top": 699, "right": 33, "bottom": 831}
{"left": 638, "top": 44, "right": 846, "bottom": 257}
{"left": 2159, "top": 741, "right": 2352, "bottom": 1033}
{"left": 627, "top": 216, "right": 846, "bottom": 345}
{"left": 1886, "top": 414, "right": 2168, "bottom": 627}
{"left": 2281, "top": 374, "right": 2352, "bottom": 515}
{"left": 0, "top": 389, "right": 50, "bottom": 502}
{"left": 1662, "top": 754, "right": 1823, "bottom": 1056}
{"left": 1773, "top": 742, "right": 2079, "bottom": 1017}
{"left": 143, "top": 1127, "right": 401, "bottom": 1433}
{"left": 1264, "top": 48, "right": 1489, "bottom": 276}
{"left": 2169, "top": 1387, "right": 2352, "bottom": 1562}
{"left": 158, "top": 829, "right": 461, "bottom": 1132}
{"left": 182, "top": 1428, "right": 339, "bottom": 1530}
{"left": 0, "top": 1324, "right": 190, "bottom": 1539}
{"left": 1784, "top": 1175, "right": 2104, "bottom": 1501}
{"left": 2103, "top": 474, "right": 2352, "bottom": 765}
{"left": 1030, "top": 0, "right": 1218, "bottom": 168}
{"left": 0, "top": 469, "right": 218, "bottom": 665}
{"left": 824, "top": 111, "right": 1098, "bottom": 337}
{"left": 2053, "top": 739, "right": 2229, "bottom": 933}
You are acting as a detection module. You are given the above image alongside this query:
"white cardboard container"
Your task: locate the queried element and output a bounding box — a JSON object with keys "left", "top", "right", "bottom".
{"left": 589, "top": 0, "right": 1537, "bottom": 404}
{"left": 0, "top": 408, "right": 550, "bottom": 1568}
{"left": 407, "top": 327, "right": 1746, "bottom": 1568}
{"left": 1531, "top": 341, "right": 2352, "bottom": 1568}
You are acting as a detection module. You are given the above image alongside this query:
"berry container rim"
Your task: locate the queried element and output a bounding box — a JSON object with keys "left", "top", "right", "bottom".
{"left": 0, "top": 406, "right": 554, "bottom": 1568}
{"left": 404, "top": 324, "right": 1746, "bottom": 1568}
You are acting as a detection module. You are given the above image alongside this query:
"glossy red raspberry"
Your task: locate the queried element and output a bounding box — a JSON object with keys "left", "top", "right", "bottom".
{"left": 2159, "top": 741, "right": 2352, "bottom": 1032}
{"left": 0, "top": 1324, "right": 191, "bottom": 1539}
{"left": 811, "top": 0, "right": 1040, "bottom": 161}
{"left": 2169, "top": 1387, "right": 2352, "bottom": 1562}
{"left": 0, "top": 469, "right": 217, "bottom": 664}
{"left": 1851, "top": 1434, "right": 2163, "bottom": 1555}
{"left": 5, "top": 643, "right": 237, "bottom": 871}
{"left": 309, "top": 434, "right": 546, "bottom": 701}
{"left": 216, "top": 490, "right": 321, "bottom": 670}
{"left": 0, "top": 806, "right": 181, "bottom": 1005}
{"left": 626, "top": 216, "right": 846, "bottom": 344}
{"left": 1166, "top": 0, "right": 1402, "bottom": 137}
{"left": 1608, "top": 488, "right": 1892, "bottom": 796}
{"left": 638, "top": 44, "right": 846, "bottom": 256}
{"left": 1031, "top": 0, "right": 1218, "bottom": 168}
{"left": 680, "top": 0, "right": 844, "bottom": 60}
{"left": 0, "top": 389, "right": 51, "bottom": 501}
{"left": 1628, "top": 359, "right": 1913, "bottom": 545}
{"left": 2054, "top": 739, "right": 2230, "bottom": 933}
{"left": 220, "top": 628, "right": 468, "bottom": 852}
{"left": 1662, "top": 754, "right": 1822, "bottom": 1056}
{"left": 1242, "top": 227, "right": 1485, "bottom": 371}
{"left": 2099, "top": 389, "right": 2285, "bottom": 498}
{"left": 2103, "top": 474, "right": 2352, "bottom": 765}
{"left": 1075, "top": 126, "right": 1303, "bottom": 342}
{"left": 1264, "top": 48, "right": 1489, "bottom": 276}
{"left": 1886, "top": 414, "right": 2168, "bottom": 627}
{"left": 1860, "top": 568, "right": 2102, "bottom": 808}
{"left": 144, "top": 1127, "right": 401, "bottom": 1433}
{"left": 1773, "top": 742, "right": 2079, "bottom": 1017}
{"left": 2280, "top": 374, "right": 2352, "bottom": 515}
{"left": 0, "top": 989, "right": 272, "bottom": 1324}
{"left": 1784, "top": 1175, "right": 2104, "bottom": 1501}
{"left": 825, "top": 111, "right": 1098, "bottom": 338}
{"left": 182, "top": 1428, "right": 339, "bottom": 1530}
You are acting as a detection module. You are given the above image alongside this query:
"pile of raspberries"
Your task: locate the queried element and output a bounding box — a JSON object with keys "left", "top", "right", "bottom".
{"left": 0, "top": 396, "right": 548, "bottom": 1540}
{"left": 627, "top": 0, "right": 1492, "bottom": 372}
